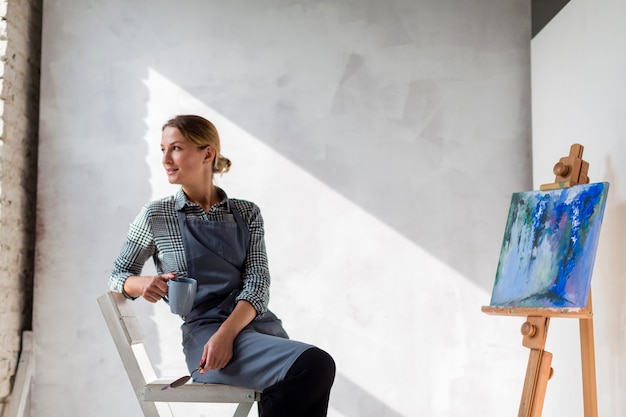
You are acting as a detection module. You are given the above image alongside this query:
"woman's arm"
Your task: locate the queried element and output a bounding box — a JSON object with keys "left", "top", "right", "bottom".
{"left": 200, "top": 299, "right": 257, "bottom": 372}
{"left": 109, "top": 204, "right": 171, "bottom": 301}
{"left": 234, "top": 202, "right": 271, "bottom": 315}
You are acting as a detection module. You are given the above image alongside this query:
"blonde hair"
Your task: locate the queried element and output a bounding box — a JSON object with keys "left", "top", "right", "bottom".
{"left": 162, "top": 115, "right": 232, "bottom": 174}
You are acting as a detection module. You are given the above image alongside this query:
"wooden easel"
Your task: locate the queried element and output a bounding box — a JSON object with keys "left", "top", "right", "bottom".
{"left": 482, "top": 144, "right": 598, "bottom": 417}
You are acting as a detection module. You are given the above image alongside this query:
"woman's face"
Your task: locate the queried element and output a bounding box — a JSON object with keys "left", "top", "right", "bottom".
{"left": 161, "top": 126, "right": 213, "bottom": 186}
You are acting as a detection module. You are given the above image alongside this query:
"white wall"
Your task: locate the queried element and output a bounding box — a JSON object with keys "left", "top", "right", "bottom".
{"left": 532, "top": 1, "right": 626, "bottom": 416}
{"left": 34, "top": 1, "right": 532, "bottom": 416}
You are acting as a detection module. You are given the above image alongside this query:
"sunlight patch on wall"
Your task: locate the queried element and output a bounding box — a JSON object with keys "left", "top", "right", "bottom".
{"left": 141, "top": 68, "right": 511, "bottom": 416}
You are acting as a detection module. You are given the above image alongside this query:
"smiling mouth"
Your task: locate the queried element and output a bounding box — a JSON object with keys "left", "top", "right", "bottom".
{"left": 166, "top": 168, "right": 178, "bottom": 175}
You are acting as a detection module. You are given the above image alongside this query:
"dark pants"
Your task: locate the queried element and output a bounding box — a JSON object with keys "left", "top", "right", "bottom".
{"left": 259, "top": 347, "right": 336, "bottom": 417}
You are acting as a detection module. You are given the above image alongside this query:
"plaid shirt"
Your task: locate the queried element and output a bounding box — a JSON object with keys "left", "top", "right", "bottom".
{"left": 109, "top": 188, "right": 270, "bottom": 315}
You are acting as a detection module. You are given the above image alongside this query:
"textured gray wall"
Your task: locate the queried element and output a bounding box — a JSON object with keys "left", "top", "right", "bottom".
{"left": 35, "top": 1, "right": 532, "bottom": 416}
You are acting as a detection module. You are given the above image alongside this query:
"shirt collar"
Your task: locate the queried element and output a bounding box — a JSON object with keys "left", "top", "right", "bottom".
{"left": 174, "top": 187, "right": 229, "bottom": 211}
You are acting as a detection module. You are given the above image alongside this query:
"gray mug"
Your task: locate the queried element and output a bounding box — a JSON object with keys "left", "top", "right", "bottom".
{"left": 167, "top": 277, "right": 197, "bottom": 316}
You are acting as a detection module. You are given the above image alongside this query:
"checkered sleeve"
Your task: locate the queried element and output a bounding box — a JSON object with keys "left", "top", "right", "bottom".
{"left": 235, "top": 201, "right": 271, "bottom": 315}
{"left": 108, "top": 204, "right": 157, "bottom": 298}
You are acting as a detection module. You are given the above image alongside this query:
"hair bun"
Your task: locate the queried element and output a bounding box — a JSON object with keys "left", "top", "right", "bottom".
{"left": 214, "top": 155, "right": 232, "bottom": 174}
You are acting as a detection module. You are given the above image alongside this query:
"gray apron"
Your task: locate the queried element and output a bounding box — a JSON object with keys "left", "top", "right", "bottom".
{"left": 176, "top": 200, "right": 312, "bottom": 391}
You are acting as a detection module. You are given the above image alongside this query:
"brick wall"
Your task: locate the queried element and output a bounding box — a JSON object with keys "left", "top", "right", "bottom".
{"left": 0, "top": 0, "right": 42, "bottom": 415}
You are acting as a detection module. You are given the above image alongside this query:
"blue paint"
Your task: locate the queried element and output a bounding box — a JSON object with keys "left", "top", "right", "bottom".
{"left": 490, "top": 182, "right": 609, "bottom": 308}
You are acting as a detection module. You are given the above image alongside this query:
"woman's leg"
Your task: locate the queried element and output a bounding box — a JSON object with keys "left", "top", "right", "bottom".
{"left": 259, "top": 347, "right": 336, "bottom": 417}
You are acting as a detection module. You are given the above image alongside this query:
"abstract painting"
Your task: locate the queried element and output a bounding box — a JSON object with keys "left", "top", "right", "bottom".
{"left": 489, "top": 182, "right": 609, "bottom": 308}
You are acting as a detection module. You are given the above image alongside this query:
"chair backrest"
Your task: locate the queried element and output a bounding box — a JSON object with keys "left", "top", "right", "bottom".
{"left": 97, "top": 291, "right": 258, "bottom": 417}
{"left": 98, "top": 291, "right": 172, "bottom": 417}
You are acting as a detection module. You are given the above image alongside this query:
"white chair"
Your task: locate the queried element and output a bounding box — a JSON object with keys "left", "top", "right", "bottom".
{"left": 97, "top": 291, "right": 260, "bottom": 417}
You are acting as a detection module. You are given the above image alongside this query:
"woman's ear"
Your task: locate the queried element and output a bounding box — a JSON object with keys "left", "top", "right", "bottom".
{"left": 203, "top": 146, "right": 216, "bottom": 165}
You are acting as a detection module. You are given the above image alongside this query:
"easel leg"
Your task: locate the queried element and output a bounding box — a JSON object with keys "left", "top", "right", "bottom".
{"left": 579, "top": 291, "right": 598, "bottom": 417}
{"left": 518, "top": 349, "right": 553, "bottom": 417}
{"left": 580, "top": 317, "right": 598, "bottom": 417}
{"left": 518, "top": 317, "right": 553, "bottom": 417}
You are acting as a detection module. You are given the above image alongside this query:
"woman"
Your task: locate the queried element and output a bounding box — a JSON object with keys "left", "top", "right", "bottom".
{"left": 109, "top": 114, "right": 335, "bottom": 416}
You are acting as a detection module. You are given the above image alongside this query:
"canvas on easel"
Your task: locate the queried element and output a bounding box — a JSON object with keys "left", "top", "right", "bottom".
{"left": 490, "top": 182, "right": 608, "bottom": 309}
{"left": 482, "top": 144, "right": 609, "bottom": 417}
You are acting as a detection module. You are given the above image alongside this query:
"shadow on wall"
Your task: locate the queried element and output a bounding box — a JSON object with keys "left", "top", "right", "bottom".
{"left": 88, "top": 59, "right": 166, "bottom": 378}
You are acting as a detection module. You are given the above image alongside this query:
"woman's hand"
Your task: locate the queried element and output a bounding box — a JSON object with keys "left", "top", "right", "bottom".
{"left": 123, "top": 273, "right": 176, "bottom": 302}
{"left": 142, "top": 273, "right": 175, "bottom": 302}
{"left": 200, "top": 329, "right": 236, "bottom": 372}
